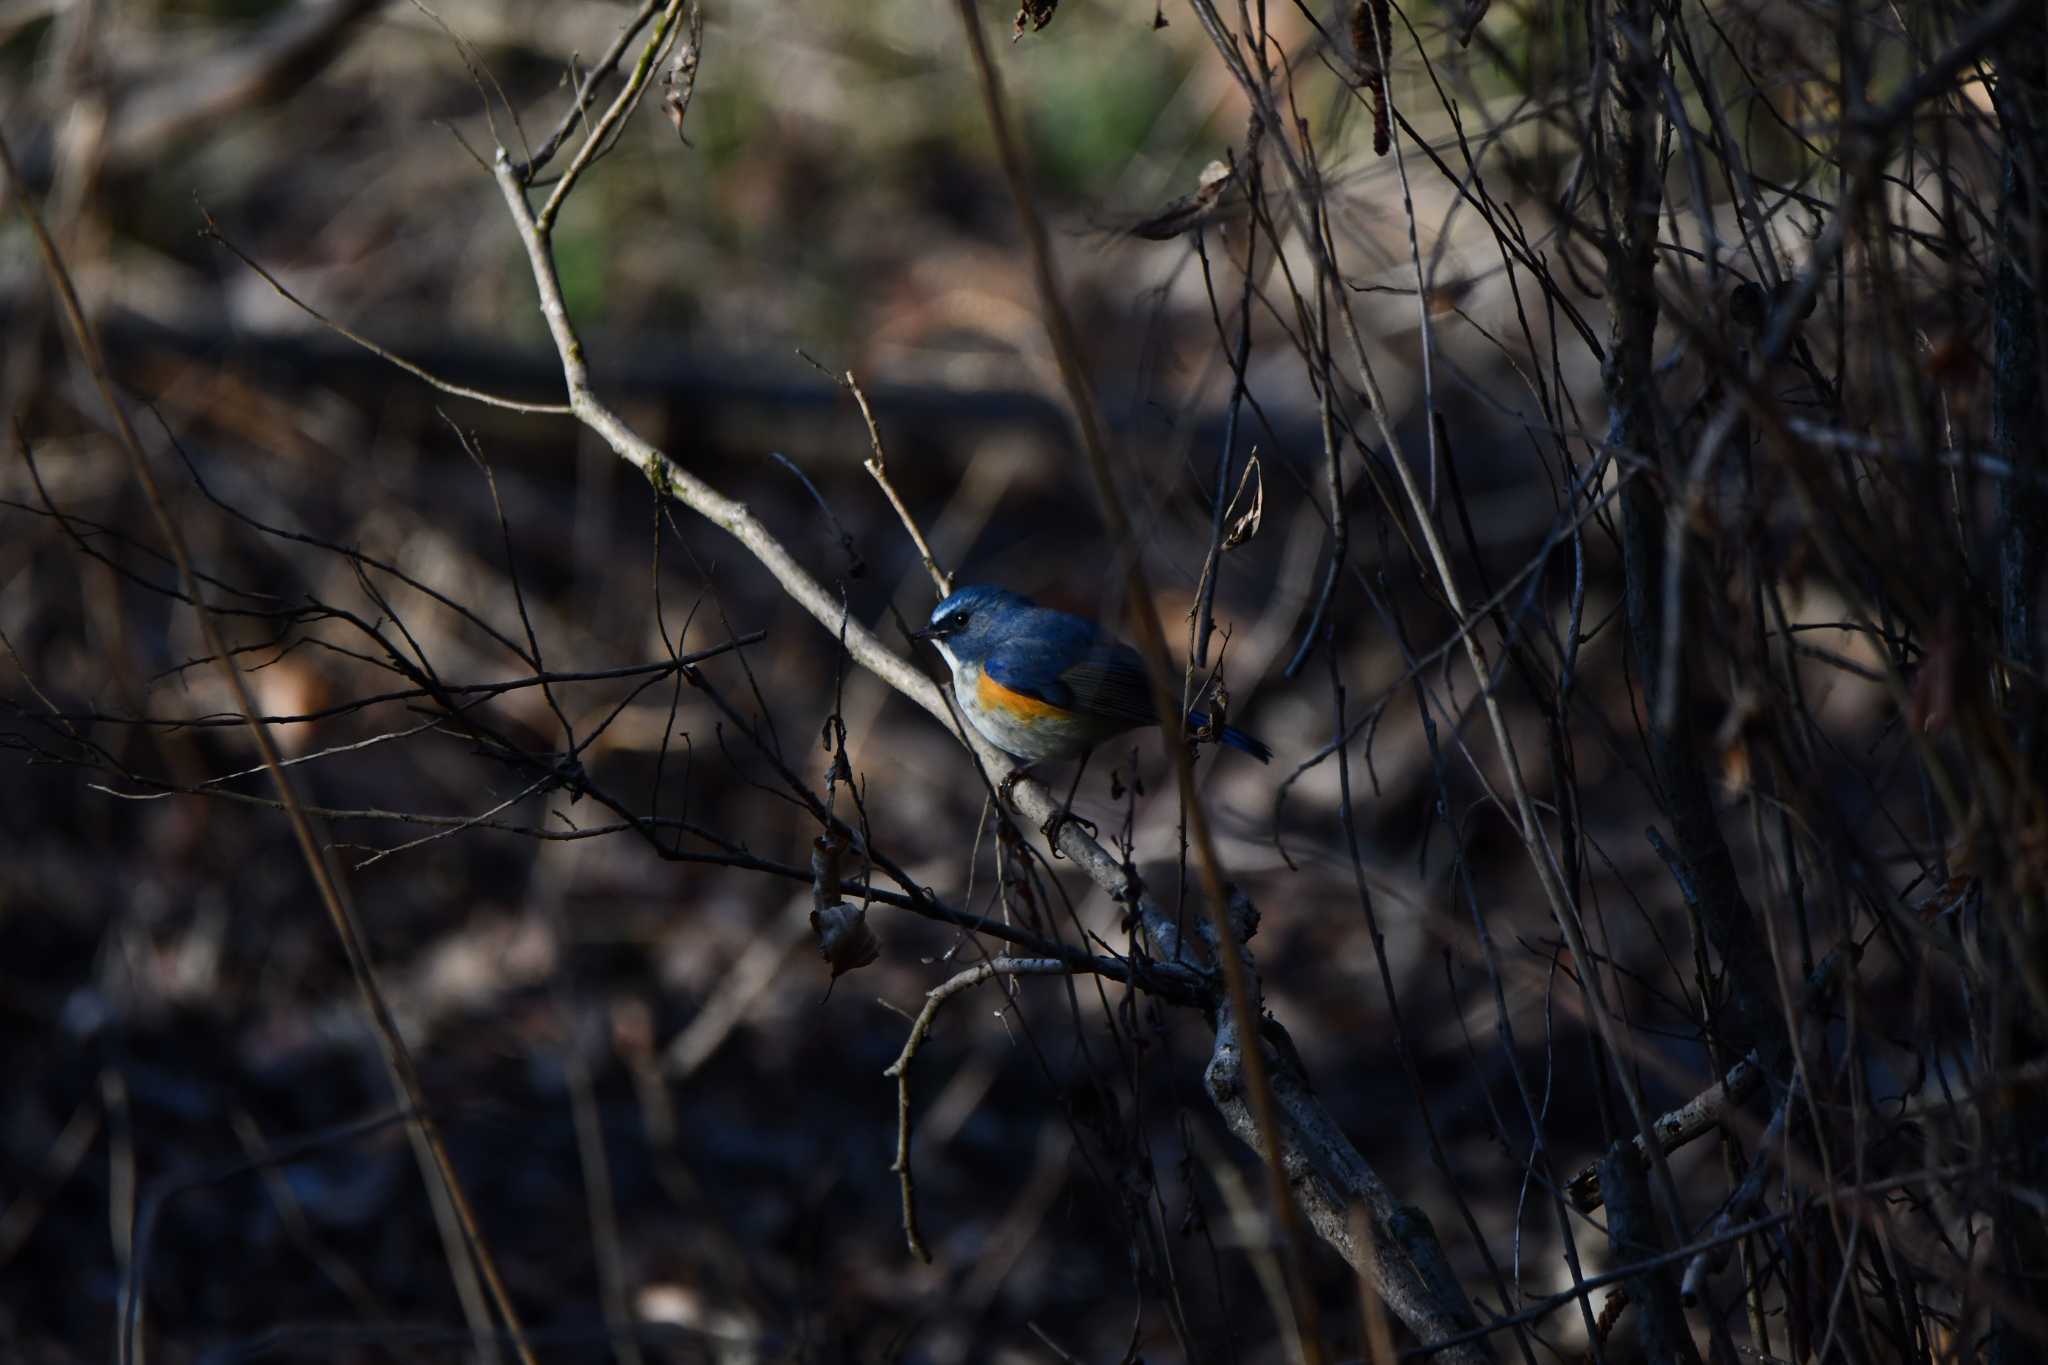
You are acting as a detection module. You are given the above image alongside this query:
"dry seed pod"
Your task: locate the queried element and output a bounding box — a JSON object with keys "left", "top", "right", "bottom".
{"left": 1351, "top": 0, "right": 1393, "bottom": 155}
{"left": 810, "top": 902, "right": 881, "bottom": 979}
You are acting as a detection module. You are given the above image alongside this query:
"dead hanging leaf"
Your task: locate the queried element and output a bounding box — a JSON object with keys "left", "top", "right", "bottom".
{"left": 1221, "top": 451, "right": 1264, "bottom": 550}
{"left": 811, "top": 831, "right": 848, "bottom": 912}
{"left": 1014, "top": 0, "right": 1056, "bottom": 39}
{"left": 1130, "top": 159, "right": 1239, "bottom": 241}
{"left": 810, "top": 902, "right": 880, "bottom": 979}
{"left": 1202, "top": 681, "right": 1234, "bottom": 741}
{"left": 662, "top": 6, "right": 706, "bottom": 144}
{"left": 1351, "top": 0, "right": 1393, "bottom": 155}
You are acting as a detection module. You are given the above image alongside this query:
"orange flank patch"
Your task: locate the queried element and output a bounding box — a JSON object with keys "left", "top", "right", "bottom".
{"left": 976, "top": 671, "right": 1068, "bottom": 722}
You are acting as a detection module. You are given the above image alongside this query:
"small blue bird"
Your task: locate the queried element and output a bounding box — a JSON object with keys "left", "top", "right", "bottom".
{"left": 912, "top": 584, "right": 1271, "bottom": 765}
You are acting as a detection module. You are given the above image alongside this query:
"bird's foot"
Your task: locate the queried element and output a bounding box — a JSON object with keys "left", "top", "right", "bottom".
{"left": 1039, "top": 805, "right": 1098, "bottom": 855}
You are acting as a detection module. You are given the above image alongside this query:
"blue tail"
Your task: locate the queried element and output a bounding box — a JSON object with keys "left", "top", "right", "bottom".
{"left": 1187, "top": 710, "right": 1272, "bottom": 763}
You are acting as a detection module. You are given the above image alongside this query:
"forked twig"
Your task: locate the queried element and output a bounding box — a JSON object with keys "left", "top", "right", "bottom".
{"left": 791, "top": 352, "right": 954, "bottom": 598}
{"left": 849, "top": 373, "right": 952, "bottom": 598}
{"left": 537, "top": 0, "right": 690, "bottom": 235}
{"left": 882, "top": 958, "right": 1068, "bottom": 1260}
{"left": 517, "top": 0, "right": 663, "bottom": 179}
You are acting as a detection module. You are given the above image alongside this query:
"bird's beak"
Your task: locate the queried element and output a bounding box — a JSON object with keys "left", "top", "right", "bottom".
{"left": 908, "top": 626, "right": 935, "bottom": 643}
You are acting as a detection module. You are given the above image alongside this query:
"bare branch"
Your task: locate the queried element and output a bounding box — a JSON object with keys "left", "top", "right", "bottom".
{"left": 882, "top": 958, "right": 1070, "bottom": 1261}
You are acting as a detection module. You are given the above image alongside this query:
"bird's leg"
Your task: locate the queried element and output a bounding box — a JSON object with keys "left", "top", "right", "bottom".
{"left": 1040, "top": 747, "right": 1099, "bottom": 854}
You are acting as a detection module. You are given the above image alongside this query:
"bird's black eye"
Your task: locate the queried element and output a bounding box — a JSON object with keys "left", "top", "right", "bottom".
{"left": 935, "top": 610, "right": 969, "bottom": 636}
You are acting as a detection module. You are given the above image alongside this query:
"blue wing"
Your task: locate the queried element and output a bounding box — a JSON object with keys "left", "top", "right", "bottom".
{"left": 983, "top": 610, "right": 1157, "bottom": 728}
{"left": 1052, "top": 644, "right": 1158, "bottom": 728}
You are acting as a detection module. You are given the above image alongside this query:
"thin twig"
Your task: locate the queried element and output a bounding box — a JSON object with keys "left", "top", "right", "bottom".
{"left": 848, "top": 370, "right": 952, "bottom": 597}
{"left": 882, "top": 958, "right": 1069, "bottom": 1261}
{"left": 201, "top": 210, "right": 570, "bottom": 416}
{"left": 536, "top": 0, "right": 689, "bottom": 236}
{"left": 516, "top": 0, "right": 664, "bottom": 179}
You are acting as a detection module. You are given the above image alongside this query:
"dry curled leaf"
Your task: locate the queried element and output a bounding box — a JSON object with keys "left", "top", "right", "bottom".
{"left": 810, "top": 831, "right": 847, "bottom": 912}
{"left": 1013, "top": 0, "right": 1056, "bottom": 39}
{"left": 810, "top": 902, "right": 880, "bottom": 979}
{"left": 1220, "top": 451, "right": 1264, "bottom": 550}
{"left": 1130, "top": 159, "right": 1239, "bottom": 240}
{"left": 1198, "top": 682, "right": 1234, "bottom": 744}
{"left": 661, "top": 6, "right": 706, "bottom": 144}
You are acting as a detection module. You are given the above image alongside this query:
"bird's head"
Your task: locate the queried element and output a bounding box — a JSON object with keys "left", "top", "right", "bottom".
{"left": 912, "top": 584, "right": 1031, "bottom": 670}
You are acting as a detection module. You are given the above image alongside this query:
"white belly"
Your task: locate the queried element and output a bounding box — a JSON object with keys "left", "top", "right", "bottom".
{"left": 950, "top": 660, "right": 1107, "bottom": 762}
